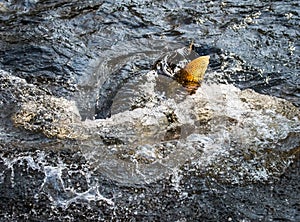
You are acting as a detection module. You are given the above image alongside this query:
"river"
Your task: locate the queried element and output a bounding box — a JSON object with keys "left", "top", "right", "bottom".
{"left": 0, "top": 0, "right": 299, "bottom": 221}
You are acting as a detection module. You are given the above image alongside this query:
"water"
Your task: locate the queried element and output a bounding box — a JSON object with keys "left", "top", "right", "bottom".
{"left": 0, "top": 0, "right": 300, "bottom": 221}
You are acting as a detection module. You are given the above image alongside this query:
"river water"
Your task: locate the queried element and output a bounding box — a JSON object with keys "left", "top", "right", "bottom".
{"left": 0, "top": 0, "right": 299, "bottom": 221}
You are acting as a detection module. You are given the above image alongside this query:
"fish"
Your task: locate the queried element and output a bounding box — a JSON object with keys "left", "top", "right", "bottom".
{"left": 175, "top": 55, "right": 210, "bottom": 93}
{"left": 176, "top": 55, "right": 210, "bottom": 84}
{"left": 153, "top": 43, "right": 210, "bottom": 93}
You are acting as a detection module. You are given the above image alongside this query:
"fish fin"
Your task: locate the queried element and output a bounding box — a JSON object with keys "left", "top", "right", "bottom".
{"left": 176, "top": 55, "right": 210, "bottom": 85}
{"left": 182, "top": 55, "right": 210, "bottom": 82}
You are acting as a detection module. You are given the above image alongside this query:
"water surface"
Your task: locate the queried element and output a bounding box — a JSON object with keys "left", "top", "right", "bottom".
{"left": 0, "top": 0, "right": 299, "bottom": 221}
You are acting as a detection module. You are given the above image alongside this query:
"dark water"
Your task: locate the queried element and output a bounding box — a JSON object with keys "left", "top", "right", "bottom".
{"left": 0, "top": 0, "right": 299, "bottom": 221}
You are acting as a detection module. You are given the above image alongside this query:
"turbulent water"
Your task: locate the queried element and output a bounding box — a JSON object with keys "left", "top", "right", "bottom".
{"left": 0, "top": 0, "right": 299, "bottom": 221}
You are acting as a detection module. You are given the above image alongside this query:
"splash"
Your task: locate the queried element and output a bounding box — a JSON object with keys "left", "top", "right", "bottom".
{"left": 1, "top": 64, "right": 299, "bottom": 185}
{"left": 0, "top": 150, "right": 114, "bottom": 208}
